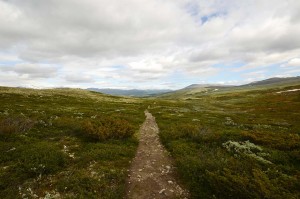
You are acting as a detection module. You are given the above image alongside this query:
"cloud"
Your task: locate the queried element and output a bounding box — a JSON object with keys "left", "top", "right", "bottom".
{"left": 1, "top": 63, "right": 58, "bottom": 78}
{"left": 65, "top": 74, "right": 95, "bottom": 83}
{"left": 283, "top": 58, "right": 300, "bottom": 67}
{"left": 242, "top": 70, "right": 266, "bottom": 79}
{"left": 1, "top": 0, "right": 200, "bottom": 61}
{"left": 0, "top": 0, "right": 300, "bottom": 89}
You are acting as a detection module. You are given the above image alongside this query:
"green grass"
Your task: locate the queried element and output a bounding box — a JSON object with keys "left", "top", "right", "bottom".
{"left": 1, "top": 83, "right": 300, "bottom": 198}
{"left": 150, "top": 84, "right": 300, "bottom": 199}
{"left": 0, "top": 87, "right": 148, "bottom": 199}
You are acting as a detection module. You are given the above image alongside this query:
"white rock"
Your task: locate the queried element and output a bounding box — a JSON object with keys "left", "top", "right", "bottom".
{"left": 159, "top": 189, "right": 166, "bottom": 194}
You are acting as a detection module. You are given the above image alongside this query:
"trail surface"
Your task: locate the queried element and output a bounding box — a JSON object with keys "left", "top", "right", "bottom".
{"left": 126, "top": 110, "right": 189, "bottom": 199}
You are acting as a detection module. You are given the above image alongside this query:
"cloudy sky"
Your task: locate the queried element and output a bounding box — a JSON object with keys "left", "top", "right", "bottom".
{"left": 0, "top": 0, "right": 300, "bottom": 89}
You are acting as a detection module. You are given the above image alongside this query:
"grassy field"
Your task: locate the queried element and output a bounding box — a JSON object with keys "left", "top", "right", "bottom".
{"left": 150, "top": 83, "right": 300, "bottom": 199}
{"left": 1, "top": 82, "right": 300, "bottom": 199}
{"left": 0, "top": 87, "right": 148, "bottom": 199}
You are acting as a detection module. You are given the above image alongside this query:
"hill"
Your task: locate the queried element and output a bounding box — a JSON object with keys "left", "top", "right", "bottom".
{"left": 87, "top": 88, "right": 171, "bottom": 97}
{"left": 157, "top": 76, "right": 300, "bottom": 99}
{"left": 243, "top": 76, "right": 300, "bottom": 87}
{"left": 184, "top": 84, "right": 233, "bottom": 89}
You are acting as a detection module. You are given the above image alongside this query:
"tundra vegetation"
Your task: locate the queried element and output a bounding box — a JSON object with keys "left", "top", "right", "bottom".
{"left": 0, "top": 87, "right": 148, "bottom": 198}
{"left": 1, "top": 81, "right": 300, "bottom": 198}
{"left": 150, "top": 83, "right": 300, "bottom": 199}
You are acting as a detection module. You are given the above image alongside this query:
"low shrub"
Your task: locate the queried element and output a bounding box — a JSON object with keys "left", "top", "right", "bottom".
{"left": 160, "top": 123, "right": 217, "bottom": 144}
{"left": 242, "top": 131, "right": 300, "bottom": 150}
{"left": 81, "top": 117, "right": 135, "bottom": 141}
{"left": 53, "top": 116, "right": 80, "bottom": 131}
{"left": 0, "top": 116, "right": 35, "bottom": 135}
{"left": 16, "top": 142, "right": 66, "bottom": 177}
{"left": 223, "top": 140, "right": 272, "bottom": 164}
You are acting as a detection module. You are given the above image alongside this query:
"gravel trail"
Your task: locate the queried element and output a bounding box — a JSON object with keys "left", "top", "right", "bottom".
{"left": 126, "top": 110, "right": 189, "bottom": 199}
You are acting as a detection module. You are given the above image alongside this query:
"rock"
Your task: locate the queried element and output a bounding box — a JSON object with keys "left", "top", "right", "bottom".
{"left": 159, "top": 189, "right": 166, "bottom": 194}
{"left": 168, "top": 180, "right": 173, "bottom": 184}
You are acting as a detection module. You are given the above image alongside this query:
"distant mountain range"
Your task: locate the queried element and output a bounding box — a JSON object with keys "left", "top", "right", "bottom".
{"left": 87, "top": 88, "right": 172, "bottom": 97}
{"left": 156, "top": 76, "right": 300, "bottom": 98}
{"left": 182, "top": 77, "right": 300, "bottom": 90}
{"left": 87, "top": 76, "right": 300, "bottom": 97}
{"left": 183, "top": 84, "right": 234, "bottom": 90}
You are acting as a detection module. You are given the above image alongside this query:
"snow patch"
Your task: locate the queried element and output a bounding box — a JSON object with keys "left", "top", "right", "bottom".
{"left": 276, "top": 89, "right": 300, "bottom": 94}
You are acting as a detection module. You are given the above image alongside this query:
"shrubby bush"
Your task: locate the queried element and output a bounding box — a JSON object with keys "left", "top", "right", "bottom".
{"left": 81, "top": 117, "right": 135, "bottom": 141}
{"left": 242, "top": 131, "right": 300, "bottom": 150}
{"left": 206, "top": 166, "right": 299, "bottom": 199}
{"left": 160, "top": 123, "right": 217, "bottom": 144}
{"left": 17, "top": 142, "right": 66, "bottom": 177}
{"left": 0, "top": 116, "right": 35, "bottom": 135}
{"left": 53, "top": 116, "right": 80, "bottom": 130}
{"left": 223, "top": 140, "right": 272, "bottom": 164}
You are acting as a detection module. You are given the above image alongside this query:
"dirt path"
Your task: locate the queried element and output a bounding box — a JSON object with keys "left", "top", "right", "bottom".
{"left": 126, "top": 110, "right": 189, "bottom": 199}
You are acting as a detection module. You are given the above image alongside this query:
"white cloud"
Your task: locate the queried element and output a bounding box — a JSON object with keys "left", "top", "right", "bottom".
{"left": 242, "top": 70, "right": 266, "bottom": 79}
{"left": 1, "top": 63, "right": 58, "bottom": 78}
{"left": 65, "top": 74, "right": 95, "bottom": 83}
{"left": 0, "top": 0, "right": 300, "bottom": 88}
{"left": 283, "top": 58, "right": 300, "bottom": 67}
{"left": 1, "top": 0, "right": 200, "bottom": 60}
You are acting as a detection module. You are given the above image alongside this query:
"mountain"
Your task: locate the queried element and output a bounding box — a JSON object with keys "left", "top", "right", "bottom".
{"left": 184, "top": 84, "right": 219, "bottom": 89}
{"left": 157, "top": 76, "right": 300, "bottom": 99}
{"left": 87, "top": 88, "right": 172, "bottom": 97}
{"left": 242, "top": 76, "right": 300, "bottom": 87}
{"left": 177, "top": 77, "right": 300, "bottom": 93}
{"left": 183, "top": 84, "right": 234, "bottom": 90}
{"left": 87, "top": 77, "right": 300, "bottom": 98}
{"left": 156, "top": 84, "right": 232, "bottom": 99}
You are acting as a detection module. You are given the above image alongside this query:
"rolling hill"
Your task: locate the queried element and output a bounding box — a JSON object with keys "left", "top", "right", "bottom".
{"left": 242, "top": 76, "right": 300, "bottom": 87}
{"left": 157, "top": 76, "right": 300, "bottom": 99}
{"left": 87, "top": 88, "right": 172, "bottom": 97}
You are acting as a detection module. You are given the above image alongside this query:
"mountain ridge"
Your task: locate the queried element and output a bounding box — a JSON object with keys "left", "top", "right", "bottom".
{"left": 156, "top": 76, "right": 300, "bottom": 98}
{"left": 86, "top": 76, "right": 300, "bottom": 97}
{"left": 183, "top": 77, "right": 300, "bottom": 90}
{"left": 242, "top": 76, "right": 300, "bottom": 86}
{"left": 87, "top": 88, "right": 172, "bottom": 97}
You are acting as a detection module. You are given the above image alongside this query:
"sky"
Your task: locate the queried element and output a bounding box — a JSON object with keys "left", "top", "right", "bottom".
{"left": 0, "top": 0, "right": 300, "bottom": 90}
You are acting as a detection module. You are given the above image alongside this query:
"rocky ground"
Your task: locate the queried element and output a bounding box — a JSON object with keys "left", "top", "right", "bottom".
{"left": 126, "top": 110, "right": 189, "bottom": 199}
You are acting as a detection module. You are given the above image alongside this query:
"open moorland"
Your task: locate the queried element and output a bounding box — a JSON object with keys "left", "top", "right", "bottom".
{"left": 0, "top": 87, "right": 148, "bottom": 198}
{"left": 150, "top": 81, "right": 300, "bottom": 198}
{"left": 1, "top": 78, "right": 300, "bottom": 199}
